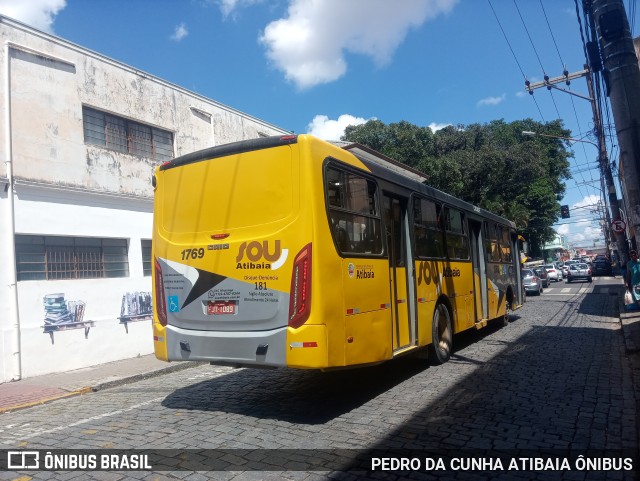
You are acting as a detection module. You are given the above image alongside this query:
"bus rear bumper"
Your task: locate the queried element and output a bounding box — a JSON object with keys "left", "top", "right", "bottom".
{"left": 165, "top": 324, "right": 287, "bottom": 367}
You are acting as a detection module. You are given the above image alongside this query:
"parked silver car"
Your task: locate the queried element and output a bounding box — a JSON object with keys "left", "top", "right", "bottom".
{"left": 521, "top": 268, "right": 543, "bottom": 295}
{"left": 566, "top": 262, "right": 592, "bottom": 283}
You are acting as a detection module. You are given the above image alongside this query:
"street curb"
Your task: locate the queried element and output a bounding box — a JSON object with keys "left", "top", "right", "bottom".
{"left": 90, "top": 360, "right": 206, "bottom": 392}
{"left": 618, "top": 286, "right": 640, "bottom": 353}
{"left": 0, "top": 387, "right": 93, "bottom": 414}
{"left": 621, "top": 314, "right": 640, "bottom": 353}
{"left": 0, "top": 361, "right": 204, "bottom": 414}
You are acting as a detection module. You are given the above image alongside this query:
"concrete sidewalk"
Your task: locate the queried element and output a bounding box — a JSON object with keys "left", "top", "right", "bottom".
{"left": 620, "top": 292, "right": 640, "bottom": 353}
{"left": 2, "top": 280, "right": 640, "bottom": 414}
{"left": 0, "top": 354, "right": 201, "bottom": 413}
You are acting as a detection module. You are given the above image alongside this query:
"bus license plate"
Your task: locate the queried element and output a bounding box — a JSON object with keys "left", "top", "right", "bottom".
{"left": 207, "top": 300, "right": 237, "bottom": 315}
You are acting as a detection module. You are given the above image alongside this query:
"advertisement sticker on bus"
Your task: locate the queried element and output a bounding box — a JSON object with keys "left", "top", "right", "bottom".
{"left": 348, "top": 264, "right": 375, "bottom": 279}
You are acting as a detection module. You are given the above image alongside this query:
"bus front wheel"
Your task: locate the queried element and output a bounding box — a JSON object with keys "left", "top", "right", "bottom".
{"left": 429, "top": 303, "right": 452, "bottom": 365}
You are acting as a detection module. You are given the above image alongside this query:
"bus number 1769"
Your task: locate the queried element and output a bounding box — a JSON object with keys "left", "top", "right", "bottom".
{"left": 181, "top": 248, "right": 205, "bottom": 260}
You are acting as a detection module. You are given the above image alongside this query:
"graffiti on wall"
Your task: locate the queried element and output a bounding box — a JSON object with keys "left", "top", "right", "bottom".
{"left": 119, "top": 291, "right": 152, "bottom": 333}
{"left": 42, "top": 293, "right": 94, "bottom": 343}
{"left": 41, "top": 291, "right": 153, "bottom": 340}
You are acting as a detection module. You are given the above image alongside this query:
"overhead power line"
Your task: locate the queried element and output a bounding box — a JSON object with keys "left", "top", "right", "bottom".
{"left": 487, "top": 0, "right": 546, "bottom": 121}
{"left": 540, "top": 0, "right": 566, "bottom": 69}
{"left": 487, "top": 0, "right": 614, "bottom": 235}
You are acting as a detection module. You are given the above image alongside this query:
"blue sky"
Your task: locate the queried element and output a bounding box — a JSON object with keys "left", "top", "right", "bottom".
{"left": 2, "top": 0, "right": 639, "bottom": 250}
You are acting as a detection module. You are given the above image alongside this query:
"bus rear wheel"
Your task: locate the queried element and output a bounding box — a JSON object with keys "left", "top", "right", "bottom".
{"left": 502, "top": 292, "right": 513, "bottom": 326}
{"left": 429, "top": 303, "right": 452, "bottom": 365}
{"left": 502, "top": 301, "right": 511, "bottom": 326}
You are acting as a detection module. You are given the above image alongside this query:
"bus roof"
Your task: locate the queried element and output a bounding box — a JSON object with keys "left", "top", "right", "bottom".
{"left": 329, "top": 141, "right": 429, "bottom": 184}
{"left": 332, "top": 140, "right": 516, "bottom": 229}
{"left": 159, "top": 135, "right": 297, "bottom": 171}
{"left": 157, "top": 134, "right": 516, "bottom": 229}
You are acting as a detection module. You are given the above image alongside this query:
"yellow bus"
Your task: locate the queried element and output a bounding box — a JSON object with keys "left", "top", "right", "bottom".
{"left": 151, "top": 134, "right": 524, "bottom": 369}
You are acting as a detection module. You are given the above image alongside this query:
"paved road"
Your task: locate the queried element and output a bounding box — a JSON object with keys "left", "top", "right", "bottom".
{"left": 0, "top": 277, "right": 637, "bottom": 480}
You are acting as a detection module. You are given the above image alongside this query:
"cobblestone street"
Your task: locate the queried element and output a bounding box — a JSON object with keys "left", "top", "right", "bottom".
{"left": 0, "top": 278, "right": 637, "bottom": 480}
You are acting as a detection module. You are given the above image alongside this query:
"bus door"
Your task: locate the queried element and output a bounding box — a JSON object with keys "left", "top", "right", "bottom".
{"left": 469, "top": 219, "right": 488, "bottom": 322}
{"left": 512, "top": 232, "right": 524, "bottom": 307}
{"left": 383, "top": 194, "right": 417, "bottom": 352}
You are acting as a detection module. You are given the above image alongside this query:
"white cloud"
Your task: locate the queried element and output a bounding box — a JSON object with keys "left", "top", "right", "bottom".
{"left": 218, "top": 0, "right": 263, "bottom": 18}
{"left": 306, "top": 114, "right": 368, "bottom": 140}
{"left": 560, "top": 194, "right": 605, "bottom": 247}
{"left": 428, "top": 122, "right": 451, "bottom": 132}
{"left": 572, "top": 194, "right": 600, "bottom": 211}
{"left": 171, "top": 23, "right": 189, "bottom": 41}
{"left": 572, "top": 232, "right": 587, "bottom": 242}
{"left": 260, "top": 0, "right": 458, "bottom": 89}
{"left": 0, "top": 0, "right": 66, "bottom": 33}
{"left": 477, "top": 94, "right": 506, "bottom": 107}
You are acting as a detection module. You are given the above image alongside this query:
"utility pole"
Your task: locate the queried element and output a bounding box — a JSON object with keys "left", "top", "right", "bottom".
{"left": 584, "top": 64, "right": 628, "bottom": 262}
{"left": 524, "top": 64, "right": 627, "bottom": 261}
{"left": 589, "top": 0, "right": 640, "bottom": 255}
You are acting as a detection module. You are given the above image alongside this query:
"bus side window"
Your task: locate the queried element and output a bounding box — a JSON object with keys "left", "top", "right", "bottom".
{"left": 484, "top": 221, "right": 500, "bottom": 262}
{"left": 444, "top": 207, "right": 469, "bottom": 260}
{"left": 325, "top": 165, "right": 382, "bottom": 256}
{"left": 500, "top": 226, "right": 512, "bottom": 262}
{"left": 413, "top": 197, "right": 444, "bottom": 259}
{"left": 335, "top": 225, "right": 350, "bottom": 252}
{"left": 326, "top": 169, "right": 344, "bottom": 208}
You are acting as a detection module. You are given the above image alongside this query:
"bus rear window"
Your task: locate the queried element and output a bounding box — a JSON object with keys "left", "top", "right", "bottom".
{"left": 160, "top": 146, "right": 294, "bottom": 233}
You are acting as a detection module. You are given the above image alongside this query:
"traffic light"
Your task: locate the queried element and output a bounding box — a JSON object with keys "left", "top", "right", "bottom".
{"left": 561, "top": 205, "right": 570, "bottom": 219}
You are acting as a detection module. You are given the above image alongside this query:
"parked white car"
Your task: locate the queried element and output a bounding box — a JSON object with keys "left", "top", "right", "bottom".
{"left": 544, "top": 264, "right": 562, "bottom": 282}
{"left": 561, "top": 260, "right": 579, "bottom": 277}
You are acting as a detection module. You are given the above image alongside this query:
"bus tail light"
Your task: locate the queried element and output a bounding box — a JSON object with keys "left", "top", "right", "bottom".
{"left": 154, "top": 258, "right": 168, "bottom": 327}
{"left": 288, "top": 243, "right": 312, "bottom": 329}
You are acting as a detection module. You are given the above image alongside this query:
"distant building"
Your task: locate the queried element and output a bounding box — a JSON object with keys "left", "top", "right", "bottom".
{"left": 0, "top": 15, "right": 289, "bottom": 382}
{"left": 542, "top": 233, "right": 569, "bottom": 261}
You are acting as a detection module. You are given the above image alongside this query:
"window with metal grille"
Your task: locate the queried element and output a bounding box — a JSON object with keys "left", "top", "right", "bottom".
{"left": 141, "top": 239, "right": 152, "bottom": 276}
{"left": 15, "top": 235, "right": 129, "bottom": 281}
{"left": 82, "top": 106, "right": 174, "bottom": 161}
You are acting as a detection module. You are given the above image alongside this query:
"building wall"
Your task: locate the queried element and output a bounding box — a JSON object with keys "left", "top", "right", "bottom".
{"left": 13, "top": 186, "right": 154, "bottom": 378}
{"left": 0, "top": 16, "right": 289, "bottom": 381}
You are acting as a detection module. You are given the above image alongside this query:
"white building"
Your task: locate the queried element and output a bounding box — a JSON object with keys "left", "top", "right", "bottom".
{"left": 0, "top": 15, "right": 289, "bottom": 382}
{"left": 542, "top": 233, "right": 569, "bottom": 261}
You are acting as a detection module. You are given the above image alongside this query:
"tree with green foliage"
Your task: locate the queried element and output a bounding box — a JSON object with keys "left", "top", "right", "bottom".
{"left": 342, "top": 118, "right": 572, "bottom": 257}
